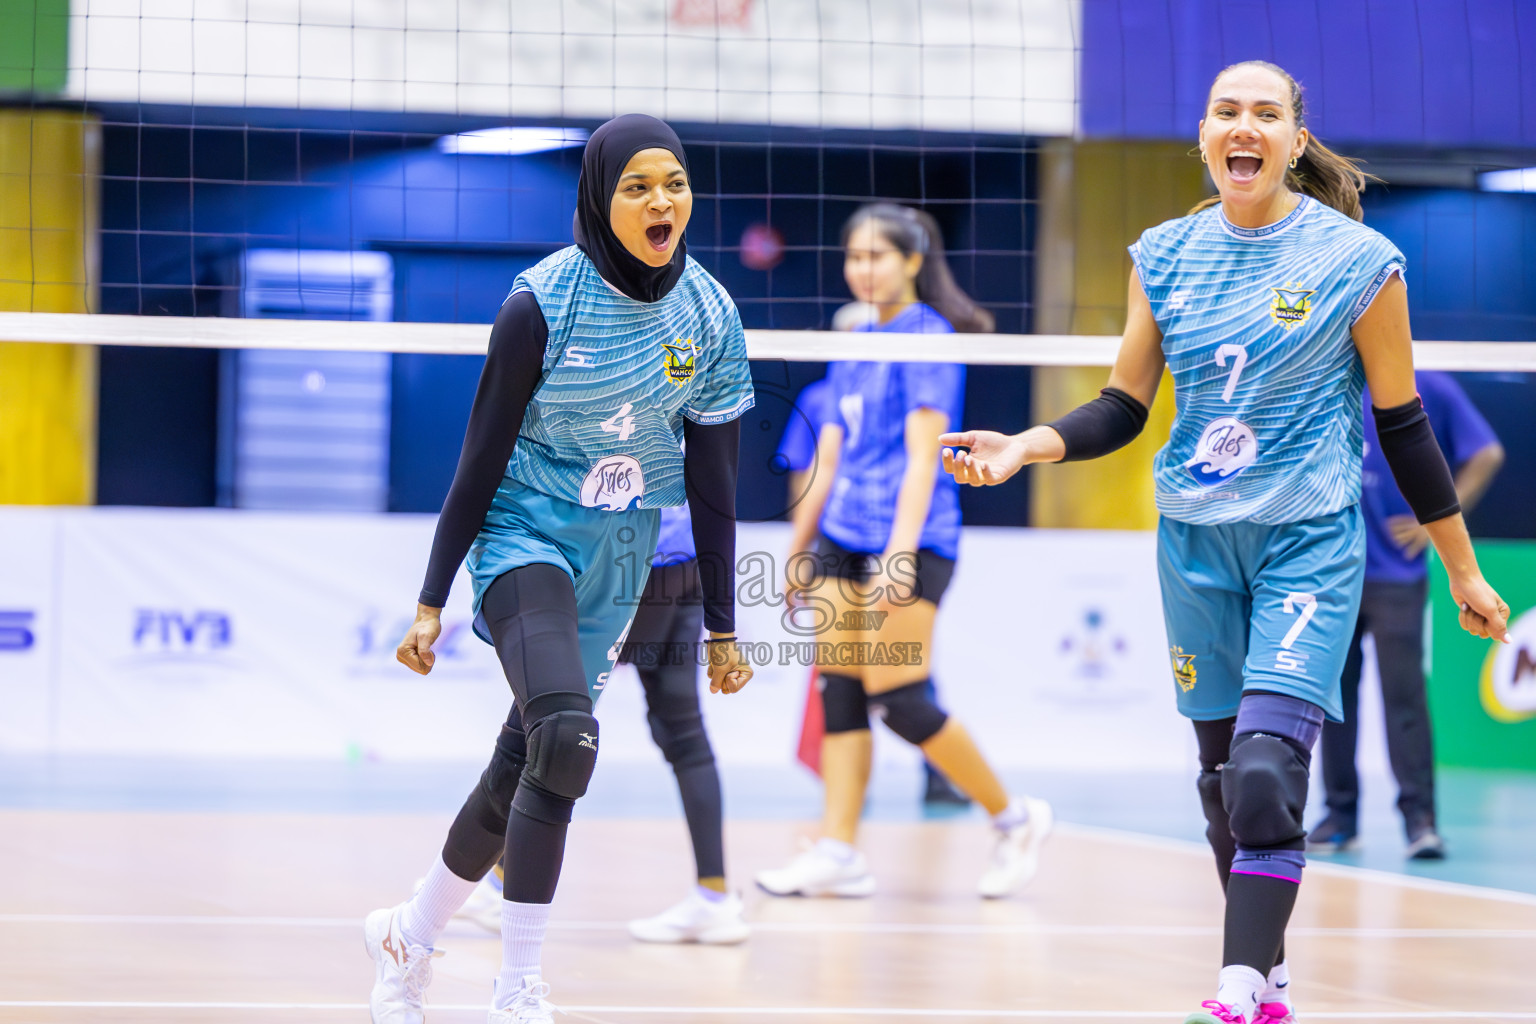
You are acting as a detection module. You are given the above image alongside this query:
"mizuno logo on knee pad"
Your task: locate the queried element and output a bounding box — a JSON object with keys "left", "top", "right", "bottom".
{"left": 523, "top": 709, "right": 601, "bottom": 801}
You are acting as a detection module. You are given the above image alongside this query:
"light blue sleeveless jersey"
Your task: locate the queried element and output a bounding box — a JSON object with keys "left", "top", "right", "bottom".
{"left": 506, "top": 246, "right": 755, "bottom": 511}
{"left": 1131, "top": 196, "right": 1405, "bottom": 525}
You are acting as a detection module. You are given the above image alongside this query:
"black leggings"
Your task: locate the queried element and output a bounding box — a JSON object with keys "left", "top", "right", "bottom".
{"left": 1192, "top": 714, "right": 1287, "bottom": 971}
{"left": 618, "top": 559, "right": 725, "bottom": 880}
{"left": 440, "top": 563, "right": 591, "bottom": 904}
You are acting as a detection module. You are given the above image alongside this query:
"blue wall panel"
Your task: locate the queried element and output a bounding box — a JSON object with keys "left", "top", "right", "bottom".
{"left": 1083, "top": 0, "right": 1536, "bottom": 147}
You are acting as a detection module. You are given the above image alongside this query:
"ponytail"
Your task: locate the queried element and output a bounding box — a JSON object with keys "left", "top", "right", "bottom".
{"left": 1189, "top": 60, "right": 1378, "bottom": 221}
{"left": 841, "top": 204, "right": 995, "bottom": 333}
{"left": 1288, "top": 137, "right": 1372, "bottom": 221}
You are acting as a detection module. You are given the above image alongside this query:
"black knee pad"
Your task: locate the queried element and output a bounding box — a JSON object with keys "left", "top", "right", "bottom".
{"left": 1197, "top": 766, "right": 1235, "bottom": 881}
{"left": 821, "top": 673, "right": 869, "bottom": 734}
{"left": 1197, "top": 767, "right": 1227, "bottom": 827}
{"left": 1221, "top": 732, "right": 1310, "bottom": 849}
{"left": 521, "top": 707, "right": 600, "bottom": 802}
{"left": 869, "top": 680, "right": 948, "bottom": 745}
{"left": 647, "top": 709, "right": 715, "bottom": 770}
{"left": 473, "top": 729, "right": 527, "bottom": 826}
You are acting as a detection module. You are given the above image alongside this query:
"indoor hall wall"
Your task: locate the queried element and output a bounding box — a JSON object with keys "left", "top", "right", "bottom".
{"left": 0, "top": 109, "right": 100, "bottom": 505}
{"left": 1361, "top": 187, "right": 1536, "bottom": 540}
{"left": 1028, "top": 139, "right": 1205, "bottom": 530}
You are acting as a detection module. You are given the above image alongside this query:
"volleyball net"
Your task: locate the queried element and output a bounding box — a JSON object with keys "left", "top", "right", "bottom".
{"left": 1, "top": 0, "right": 1533, "bottom": 526}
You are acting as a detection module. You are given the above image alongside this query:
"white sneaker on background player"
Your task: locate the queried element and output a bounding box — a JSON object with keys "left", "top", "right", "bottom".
{"left": 488, "top": 974, "right": 556, "bottom": 1024}
{"left": 363, "top": 904, "right": 442, "bottom": 1024}
{"left": 977, "top": 796, "right": 1054, "bottom": 898}
{"left": 628, "top": 887, "right": 750, "bottom": 944}
{"left": 755, "top": 837, "right": 877, "bottom": 897}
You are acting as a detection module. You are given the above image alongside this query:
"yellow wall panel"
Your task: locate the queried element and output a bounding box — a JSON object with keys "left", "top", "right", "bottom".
{"left": 1030, "top": 140, "right": 1207, "bottom": 530}
{"left": 0, "top": 342, "right": 97, "bottom": 503}
{"left": 0, "top": 109, "right": 100, "bottom": 505}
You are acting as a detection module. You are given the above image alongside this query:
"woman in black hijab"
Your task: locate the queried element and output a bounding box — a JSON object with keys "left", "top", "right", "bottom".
{"left": 364, "top": 114, "right": 755, "bottom": 1024}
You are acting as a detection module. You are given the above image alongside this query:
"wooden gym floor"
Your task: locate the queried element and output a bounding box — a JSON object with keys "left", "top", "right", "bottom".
{"left": 2, "top": 810, "right": 1534, "bottom": 1022}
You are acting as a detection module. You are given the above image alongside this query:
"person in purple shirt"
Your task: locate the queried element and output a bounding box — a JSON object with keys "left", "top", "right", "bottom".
{"left": 1308, "top": 371, "right": 1503, "bottom": 859}
{"left": 757, "top": 204, "right": 1052, "bottom": 902}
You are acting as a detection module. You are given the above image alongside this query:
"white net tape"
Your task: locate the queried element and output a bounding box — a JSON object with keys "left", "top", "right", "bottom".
{"left": 4, "top": 311, "right": 1533, "bottom": 372}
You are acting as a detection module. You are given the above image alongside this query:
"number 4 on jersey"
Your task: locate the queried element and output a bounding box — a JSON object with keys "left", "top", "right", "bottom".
{"left": 601, "top": 402, "right": 637, "bottom": 442}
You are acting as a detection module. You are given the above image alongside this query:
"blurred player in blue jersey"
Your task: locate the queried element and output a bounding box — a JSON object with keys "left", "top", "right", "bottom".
{"left": 365, "top": 114, "right": 755, "bottom": 1024}
{"left": 756, "top": 204, "right": 1052, "bottom": 902}
{"left": 1308, "top": 373, "right": 1503, "bottom": 859}
{"left": 941, "top": 62, "right": 1509, "bottom": 1024}
{"left": 778, "top": 369, "right": 970, "bottom": 808}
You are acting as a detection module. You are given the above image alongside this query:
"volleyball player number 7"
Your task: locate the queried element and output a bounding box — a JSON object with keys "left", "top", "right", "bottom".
{"left": 942, "top": 60, "right": 1507, "bottom": 1024}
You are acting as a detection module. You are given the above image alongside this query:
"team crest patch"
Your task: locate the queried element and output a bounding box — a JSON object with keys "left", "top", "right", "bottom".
{"left": 1268, "top": 282, "right": 1315, "bottom": 330}
{"left": 1171, "top": 646, "right": 1197, "bottom": 692}
{"left": 660, "top": 339, "right": 698, "bottom": 386}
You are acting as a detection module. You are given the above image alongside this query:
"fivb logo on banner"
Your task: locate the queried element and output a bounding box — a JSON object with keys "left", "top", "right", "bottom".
{"left": 0, "top": 610, "right": 37, "bottom": 653}
{"left": 131, "top": 609, "right": 233, "bottom": 656}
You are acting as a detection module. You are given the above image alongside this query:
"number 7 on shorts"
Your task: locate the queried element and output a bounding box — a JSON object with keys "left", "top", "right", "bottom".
{"left": 1275, "top": 592, "right": 1316, "bottom": 672}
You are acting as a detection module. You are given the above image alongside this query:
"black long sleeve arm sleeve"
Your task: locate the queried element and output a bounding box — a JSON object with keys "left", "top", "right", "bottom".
{"left": 682, "top": 417, "right": 741, "bottom": 634}
{"left": 1048, "top": 387, "right": 1150, "bottom": 462}
{"left": 1373, "top": 396, "right": 1462, "bottom": 525}
{"left": 417, "top": 290, "right": 547, "bottom": 607}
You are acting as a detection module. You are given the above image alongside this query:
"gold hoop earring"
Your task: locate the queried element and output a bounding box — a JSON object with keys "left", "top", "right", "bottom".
{"left": 1200, "top": 149, "right": 1208, "bottom": 165}
{"left": 1289, "top": 157, "right": 1298, "bottom": 169}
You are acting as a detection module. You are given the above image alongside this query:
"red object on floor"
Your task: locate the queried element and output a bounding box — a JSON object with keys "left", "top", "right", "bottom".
{"left": 796, "top": 665, "right": 824, "bottom": 775}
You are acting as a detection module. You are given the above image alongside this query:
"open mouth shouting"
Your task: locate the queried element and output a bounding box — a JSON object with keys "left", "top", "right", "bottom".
{"left": 1226, "top": 149, "right": 1263, "bottom": 184}
{"left": 645, "top": 222, "right": 674, "bottom": 251}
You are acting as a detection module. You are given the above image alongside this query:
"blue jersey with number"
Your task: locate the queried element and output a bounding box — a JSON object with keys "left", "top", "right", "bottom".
{"left": 819, "top": 303, "right": 965, "bottom": 559}
{"left": 1131, "top": 196, "right": 1406, "bottom": 525}
{"left": 506, "top": 246, "right": 755, "bottom": 511}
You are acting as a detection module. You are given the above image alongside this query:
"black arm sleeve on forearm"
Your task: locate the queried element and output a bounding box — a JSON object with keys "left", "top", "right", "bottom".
{"left": 1373, "top": 397, "right": 1462, "bottom": 525}
{"left": 418, "top": 290, "right": 547, "bottom": 607}
{"left": 1048, "top": 387, "right": 1150, "bottom": 462}
{"left": 682, "top": 417, "right": 741, "bottom": 634}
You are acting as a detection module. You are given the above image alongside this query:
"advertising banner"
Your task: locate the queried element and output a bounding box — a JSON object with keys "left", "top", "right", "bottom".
{"left": 38, "top": 507, "right": 510, "bottom": 760}
{"left": 1429, "top": 541, "right": 1536, "bottom": 771}
{"left": 1, "top": 508, "right": 1196, "bottom": 771}
{"left": 0, "top": 507, "right": 57, "bottom": 751}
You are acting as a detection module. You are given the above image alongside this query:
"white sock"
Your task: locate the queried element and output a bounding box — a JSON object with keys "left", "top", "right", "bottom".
{"left": 695, "top": 884, "right": 727, "bottom": 903}
{"left": 814, "top": 837, "right": 857, "bottom": 863}
{"left": 1215, "top": 964, "right": 1266, "bottom": 1018}
{"left": 1261, "top": 961, "right": 1292, "bottom": 1007}
{"left": 992, "top": 797, "right": 1030, "bottom": 832}
{"left": 495, "top": 899, "right": 551, "bottom": 1008}
{"left": 399, "top": 854, "right": 479, "bottom": 949}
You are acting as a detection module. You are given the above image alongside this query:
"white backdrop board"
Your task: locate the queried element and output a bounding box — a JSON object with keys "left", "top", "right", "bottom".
{"left": 64, "top": 0, "right": 1080, "bottom": 136}
{"left": 0, "top": 508, "right": 58, "bottom": 751}
{"left": 0, "top": 507, "right": 1375, "bottom": 774}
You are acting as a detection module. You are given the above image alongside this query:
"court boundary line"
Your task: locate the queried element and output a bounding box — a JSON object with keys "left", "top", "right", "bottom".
{"left": 1052, "top": 822, "right": 1536, "bottom": 908}
{"left": 0, "top": 1003, "right": 1532, "bottom": 1019}
{"left": 0, "top": 913, "right": 1532, "bottom": 940}
{"left": 0, "top": 911, "right": 1523, "bottom": 940}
